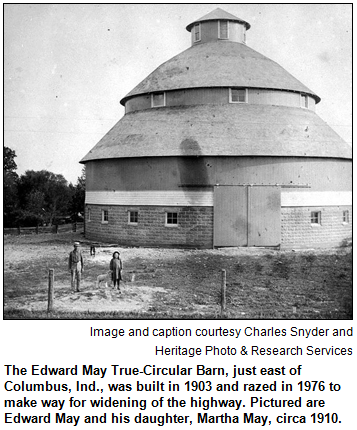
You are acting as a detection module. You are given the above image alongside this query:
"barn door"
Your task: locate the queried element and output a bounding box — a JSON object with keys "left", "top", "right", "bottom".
{"left": 214, "top": 186, "right": 247, "bottom": 247}
{"left": 214, "top": 185, "right": 281, "bottom": 247}
{"left": 248, "top": 186, "right": 281, "bottom": 247}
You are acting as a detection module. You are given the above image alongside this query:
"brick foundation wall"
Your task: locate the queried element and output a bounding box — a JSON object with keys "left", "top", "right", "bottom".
{"left": 85, "top": 205, "right": 352, "bottom": 249}
{"left": 85, "top": 205, "right": 214, "bottom": 248}
{"left": 281, "top": 206, "right": 352, "bottom": 248}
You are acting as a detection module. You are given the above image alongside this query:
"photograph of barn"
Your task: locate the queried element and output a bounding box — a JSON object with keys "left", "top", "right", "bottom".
{"left": 81, "top": 7, "right": 352, "bottom": 250}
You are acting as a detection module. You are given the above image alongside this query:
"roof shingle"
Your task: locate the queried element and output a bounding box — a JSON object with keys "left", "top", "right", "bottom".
{"left": 81, "top": 104, "right": 351, "bottom": 163}
{"left": 121, "top": 41, "right": 319, "bottom": 105}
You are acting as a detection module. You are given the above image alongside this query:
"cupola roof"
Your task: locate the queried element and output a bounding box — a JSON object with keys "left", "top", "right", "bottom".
{"left": 186, "top": 7, "right": 251, "bottom": 31}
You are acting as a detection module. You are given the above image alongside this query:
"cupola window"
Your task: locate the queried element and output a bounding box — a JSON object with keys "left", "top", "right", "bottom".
{"left": 301, "top": 94, "right": 308, "bottom": 108}
{"left": 218, "top": 20, "right": 229, "bottom": 39}
{"left": 230, "top": 88, "right": 247, "bottom": 103}
{"left": 194, "top": 23, "right": 201, "bottom": 42}
{"left": 151, "top": 92, "right": 166, "bottom": 108}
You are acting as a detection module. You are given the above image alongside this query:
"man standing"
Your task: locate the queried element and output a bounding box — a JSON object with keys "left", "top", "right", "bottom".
{"left": 69, "top": 242, "right": 84, "bottom": 292}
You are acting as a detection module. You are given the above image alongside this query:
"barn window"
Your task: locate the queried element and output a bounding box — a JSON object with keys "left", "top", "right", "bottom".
{"left": 194, "top": 23, "right": 201, "bottom": 42}
{"left": 230, "top": 88, "right": 247, "bottom": 103}
{"left": 342, "top": 210, "right": 349, "bottom": 223}
{"left": 301, "top": 94, "right": 308, "bottom": 108}
{"left": 87, "top": 208, "right": 91, "bottom": 222}
{"left": 151, "top": 92, "right": 166, "bottom": 107}
{"left": 311, "top": 211, "right": 321, "bottom": 225}
{"left": 101, "top": 209, "right": 109, "bottom": 224}
{"left": 218, "top": 20, "right": 229, "bottom": 39}
{"left": 166, "top": 212, "right": 178, "bottom": 226}
{"left": 128, "top": 211, "right": 138, "bottom": 225}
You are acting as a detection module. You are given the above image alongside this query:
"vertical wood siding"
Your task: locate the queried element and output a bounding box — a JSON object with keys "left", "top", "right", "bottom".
{"left": 214, "top": 186, "right": 248, "bottom": 246}
{"left": 248, "top": 186, "right": 281, "bottom": 246}
{"left": 85, "top": 157, "right": 351, "bottom": 193}
{"left": 248, "top": 90, "right": 315, "bottom": 110}
{"left": 125, "top": 88, "right": 315, "bottom": 113}
{"left": 190, "top": 21, "right": 246, "bottom": 44}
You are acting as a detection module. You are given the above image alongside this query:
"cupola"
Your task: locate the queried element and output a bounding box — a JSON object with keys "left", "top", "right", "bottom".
{"left": 186, "top": 7, "right": 250, "bottom": 45}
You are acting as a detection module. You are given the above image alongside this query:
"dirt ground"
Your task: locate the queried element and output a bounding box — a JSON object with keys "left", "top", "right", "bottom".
{"left": 3, "top": 231, "right": 352, "bottom": 319}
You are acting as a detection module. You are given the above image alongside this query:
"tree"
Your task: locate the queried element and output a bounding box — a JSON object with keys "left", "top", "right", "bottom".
{"left": 4, "top": 147, "right": 19, "bottom": 227}
{"left": 69, "top": 167, "right": 86, "bottom": 221}
{"left": 17, "top": 170, "right": 71, "bottom": 225}
{"left": 4, "top": 146, "right": 18, "bottom": 173}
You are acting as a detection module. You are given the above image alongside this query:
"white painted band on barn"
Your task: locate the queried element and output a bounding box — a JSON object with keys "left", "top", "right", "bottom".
{"left": 85, "top": 191, "right": 213, "bottom": 206}
{"left": 281, "top": 191, "right": 351, "bottom": 207}
{"left": 85, "top": 190, "right": 351, "bottom": 207}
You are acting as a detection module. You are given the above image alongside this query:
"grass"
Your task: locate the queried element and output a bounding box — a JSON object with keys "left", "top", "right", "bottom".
{"left": 3, "top": 232, "right": 353, "bottom": 319}
{"left": 4, "top": 309, "right": 222, "bottom": 320}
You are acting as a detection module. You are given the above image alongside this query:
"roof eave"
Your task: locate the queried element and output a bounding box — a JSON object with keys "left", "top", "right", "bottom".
{"left": 120, "top": 86, "right": 321, "bottom": 106}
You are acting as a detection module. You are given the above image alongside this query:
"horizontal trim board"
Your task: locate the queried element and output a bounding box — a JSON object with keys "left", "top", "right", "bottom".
{"left": 86, "top": 190, "right": 351, "bottom": 208}
{"left": 281, "top": 191, "right": 352, "bottom": 207}
{"left": 85, "top": 191, "right": 213, "bottom": 207}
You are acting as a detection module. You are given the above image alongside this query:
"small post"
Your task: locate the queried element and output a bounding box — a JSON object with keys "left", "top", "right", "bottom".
{"left": 221, "top": 269, "right": 226, "bottom": 317}
{"left": 73, "top": 222, "right": 77, "bottom": 232}
{"left": 48, "top": 269, "right": 54, "bottom": 313}
{"left": 36, "top": 225, "right": 39, "bottom": 234}
{"left": 17, "top": 225, "right": 21, "bottom": 235}
{"left": 55, "top": 224, "right": 58, "bottom": 234}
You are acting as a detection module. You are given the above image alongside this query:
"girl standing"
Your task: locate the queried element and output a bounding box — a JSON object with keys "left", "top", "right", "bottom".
{"left": 110, "top": 251, "right": 123, "bottom": 292}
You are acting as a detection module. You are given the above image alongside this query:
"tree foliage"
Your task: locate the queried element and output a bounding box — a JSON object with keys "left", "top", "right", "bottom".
{"left": 4, "top": 147, "right": 19, "bottom": 227}
{"left": 69, "top": 167, "right": 86, "bottom": 221}
{"left": 4, "top": 146, "right": 18, "bottom": 174}
{"left": 4, "top": 146, "right": 86, "bottom": 227}
{"left": 17, "top": 170, "right": 71, "bottom": 226}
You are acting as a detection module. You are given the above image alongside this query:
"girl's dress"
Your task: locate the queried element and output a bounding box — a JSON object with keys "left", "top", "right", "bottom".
{"left": 110, "top": 258, "right": 122, "bottom": 286}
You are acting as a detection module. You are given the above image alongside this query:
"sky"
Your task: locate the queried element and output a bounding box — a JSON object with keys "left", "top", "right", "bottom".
{"left": 4, "top": 3, "right": 352, "bottom": 184}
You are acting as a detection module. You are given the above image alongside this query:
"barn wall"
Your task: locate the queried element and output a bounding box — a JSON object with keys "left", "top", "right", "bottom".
{"left": 125, "top": 88, "right": 315, "bottom": 113}
{"left": 85, "top": 157, "right": 351, "bottom": 192}
{"left": 85, "top": 205, "right": 213, "bottom": 248}
{"left": 85, "top": 203, "right": 351, "bottom": 249}
{"left": 167, "top": 88, "right": 228, "bottom": 107}
{"left": 85, "top": 190, "right": 351, "bottom": 209}
{"left": 281, "top": 206, "right": 352, "bottom": 248}
{"left": 248, "top": 90, "right": 315, "bottom": 110}
{"left": 84, "top": 156, "right": 351, "bottom": 249}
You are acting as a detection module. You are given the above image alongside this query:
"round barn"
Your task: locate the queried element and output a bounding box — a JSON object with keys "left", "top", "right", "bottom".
{"left": 81, "top": 8, "right": 352, "bottom": 249}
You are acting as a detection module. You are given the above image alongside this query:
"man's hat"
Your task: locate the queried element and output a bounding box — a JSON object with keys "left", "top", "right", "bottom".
{"left": 74, "top": 242, "right": 80, "bottom": 247}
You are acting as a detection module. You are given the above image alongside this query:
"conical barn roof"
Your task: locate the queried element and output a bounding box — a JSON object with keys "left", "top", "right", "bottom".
{"left": 81, "top": 104, "right": 351, "bottom": 163}
{"left": 120, "top": 42, "right": 320, "bottom": 105}
{"left": 186, "top": 7, "right": 251, "bottom": 31}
